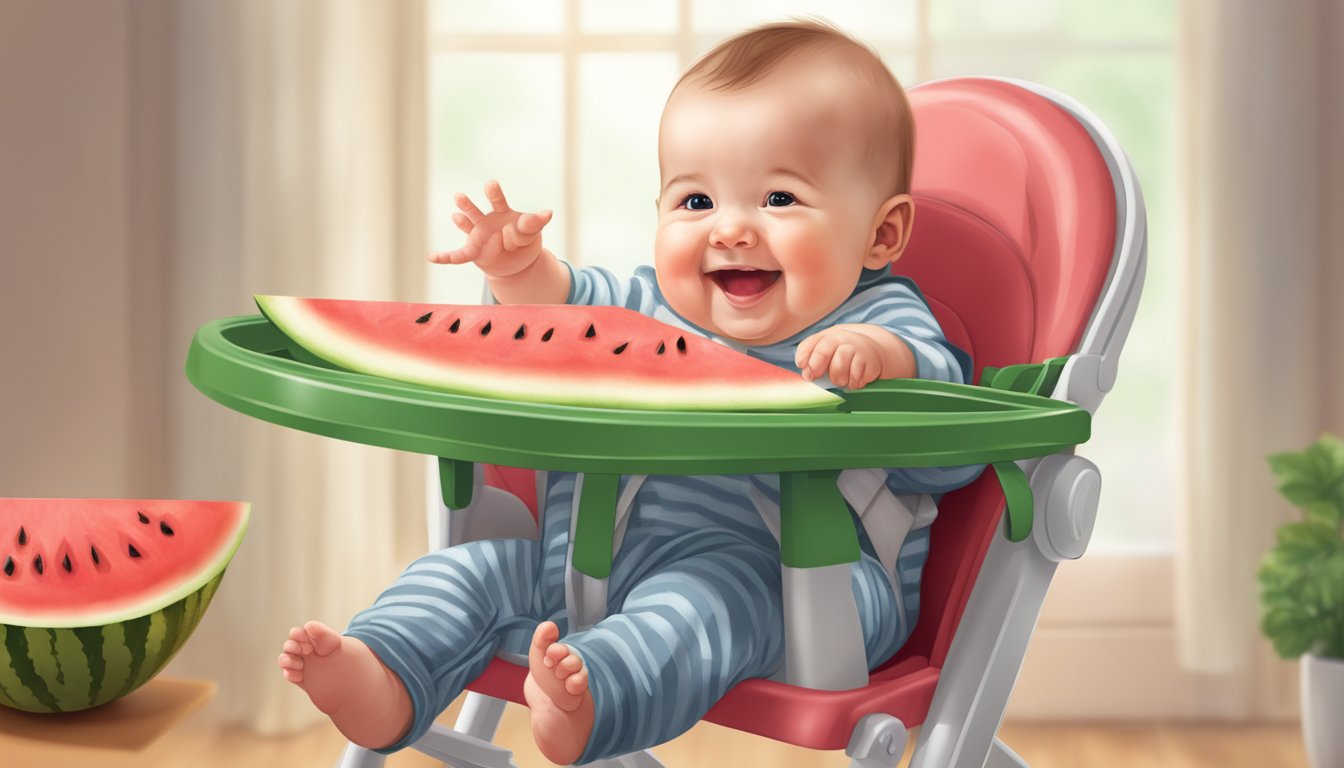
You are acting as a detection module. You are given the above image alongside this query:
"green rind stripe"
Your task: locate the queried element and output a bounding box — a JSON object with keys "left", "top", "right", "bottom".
{"left": 0, "top": 623, "right": 55, "bottom": 712}
{"left": 4, "top": 625, "right": 58, "bottom": 712}
{"left": 0, "top": 571, "right": 230, "bottom": 713}
{"left": 98, "top": 621, "right": 133, "bottom": 705}
{"left": 75, "top": 626, "right": 106, "bottom": 707}
{"left": 112, "top": 615, "right": 150, "bottom": 701}
{"left": 24, "top": 627, "right": 69, "bottom": 712}
{"left": 118, "top": 611, "right": 165, "bottom": 701}
{"left": 52, "top": 627, "right": 93, "bottom": 710}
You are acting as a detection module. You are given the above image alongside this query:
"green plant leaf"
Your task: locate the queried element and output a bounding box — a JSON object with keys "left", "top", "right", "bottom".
{"left": 1275, "top": 520, "right": 1337, "bottom": 552}
{"left": 1268, "top": 434, "right": 1344, "bottom": 520}
{"left": 1261, "top": 606, "right": 1316, "bottom": 659}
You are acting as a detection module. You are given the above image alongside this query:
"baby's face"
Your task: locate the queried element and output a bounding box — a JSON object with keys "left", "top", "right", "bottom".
{"left": 654, "top": 64, "right": 894, "bottom": 346}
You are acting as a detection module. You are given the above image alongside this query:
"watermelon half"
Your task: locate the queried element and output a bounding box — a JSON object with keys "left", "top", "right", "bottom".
{"left": 0, "top": 498, "right": 249, "bottom": 713}
{"left": 254, "top": 296, "right": 843, "bottom": 412}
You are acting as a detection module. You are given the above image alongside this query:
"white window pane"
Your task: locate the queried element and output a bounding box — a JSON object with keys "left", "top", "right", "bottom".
{"left": 930, "top": 0, "right": 1175, "bottom": 41}
{"left": 576, "top": 54, "right": 680, "bottom": 275}
{"left": 581, "top": 0, "right": 678, "bottom": 34}
{"left": 876, "top": 50, "right": 919, "bottom": 88}
{"left": 431, "top": 0, "right": 563, "bottom": 35}
{"left": 691, "top": 0, "right": 917, "bottom": 45}
{"left": 428, "top": 54, "right": 565, "bottom": 304}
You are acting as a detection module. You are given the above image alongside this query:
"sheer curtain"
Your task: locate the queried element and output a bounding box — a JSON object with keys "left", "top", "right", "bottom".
{"left": 1177, "top": 0, "right": 1344, "bottom": 718}
{"left": 167, "top": 0, "right": 430, "bottom": 733}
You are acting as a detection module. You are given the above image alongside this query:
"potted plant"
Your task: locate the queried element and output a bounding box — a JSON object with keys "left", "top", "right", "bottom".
{"left": 1259, "top": 433, "right": 1344, "bottom": 768}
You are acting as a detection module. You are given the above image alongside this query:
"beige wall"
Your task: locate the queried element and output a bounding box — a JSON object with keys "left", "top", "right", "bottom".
{"left": 0, "top": 1, "right": 171, "bottom": 497}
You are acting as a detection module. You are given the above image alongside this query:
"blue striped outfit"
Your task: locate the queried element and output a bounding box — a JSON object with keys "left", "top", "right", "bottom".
{"left": 344, "top": 264, "right": 981, "bottom": 762}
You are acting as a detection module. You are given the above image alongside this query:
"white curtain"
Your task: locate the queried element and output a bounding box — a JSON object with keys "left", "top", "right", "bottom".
{"left": 1176, "top": 0, "right": 1344, "bottom": 718}
{"left": 166, "top": 0, "right": 430, "bottom": 734}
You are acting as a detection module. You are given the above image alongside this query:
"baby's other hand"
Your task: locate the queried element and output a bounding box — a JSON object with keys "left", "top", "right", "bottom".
{"left": 429, "top": 180, "right": 553, "bottom": 278}
{"left": 795, "top": 326, "right": 885, "bottom": 389}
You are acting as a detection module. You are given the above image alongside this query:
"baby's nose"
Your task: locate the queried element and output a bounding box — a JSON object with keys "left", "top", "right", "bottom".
{"left": 709, "top": 214, "right": 758, "bottom": 249}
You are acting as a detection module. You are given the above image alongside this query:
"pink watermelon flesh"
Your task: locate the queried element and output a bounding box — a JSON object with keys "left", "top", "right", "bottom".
{"left": 0, "top": 499, "right": 250, "bottom": 627}
{"left": 254, "top": 296, "right": 843, "bottom": 412}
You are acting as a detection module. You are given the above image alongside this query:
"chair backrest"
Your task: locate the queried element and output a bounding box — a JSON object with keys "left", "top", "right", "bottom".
{"left": 887, "top": 77, "right": 1141, "bottom": 669}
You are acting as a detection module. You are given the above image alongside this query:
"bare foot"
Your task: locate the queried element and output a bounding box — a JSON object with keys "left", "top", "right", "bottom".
{"left": 278, "top": 620, "right": 414, "bottom": 749}
{"left": 523, "top": 621, "right": 595, "bottom": 765}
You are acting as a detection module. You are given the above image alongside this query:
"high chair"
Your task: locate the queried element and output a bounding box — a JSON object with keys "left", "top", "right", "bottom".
{"left": 347, "top": 76, "right": 1141, "bottom": 768}
{"left": 185, "top": 75, "right": 1143, "bottom": 768}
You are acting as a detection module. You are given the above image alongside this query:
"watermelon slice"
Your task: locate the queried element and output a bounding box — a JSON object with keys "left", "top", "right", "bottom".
{"left": 0, "top": 498, "right": 249, "bottom": 712}
{"left": 254, "top": 296, "right": 843, "bottom": 412}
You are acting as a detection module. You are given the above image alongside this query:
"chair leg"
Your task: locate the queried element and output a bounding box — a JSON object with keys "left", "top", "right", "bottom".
{"left": 846, "top": 713, "right": 909, "bottom": 768}
{"left": 454, "top": 692, "right": 508, "bottom": 741}
{"left": 334, "top": 744, "right": 386, "bottom": 768}
{"left": 584, "top": 751, "right": 667, "bottom": 767}
{"left": 983, "top": 738, "right": 1029, "bottom": 768}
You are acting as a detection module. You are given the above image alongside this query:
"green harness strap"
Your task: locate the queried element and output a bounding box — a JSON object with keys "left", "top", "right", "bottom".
{"left": 979, "top": 356, "right": 1071, "bottom": 542}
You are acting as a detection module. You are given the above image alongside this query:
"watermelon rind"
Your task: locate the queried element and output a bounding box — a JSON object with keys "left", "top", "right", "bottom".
{"left": 0, "top": 571, "right": 228, "bottom": 713}
{"left": 254, "top": 295, "right": 844, "bottom": 412}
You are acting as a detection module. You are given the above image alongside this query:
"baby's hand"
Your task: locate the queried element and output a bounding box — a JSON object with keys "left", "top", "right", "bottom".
{"left": 795, "top": 326, "right": 887, "bottom": 389}
{"left": 429, "top": 180, "right": 553, "bottom": 278}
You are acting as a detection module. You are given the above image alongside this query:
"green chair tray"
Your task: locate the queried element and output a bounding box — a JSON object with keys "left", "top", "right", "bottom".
{"left": 186, "top": 315, "right": 1090, "bottom": 573}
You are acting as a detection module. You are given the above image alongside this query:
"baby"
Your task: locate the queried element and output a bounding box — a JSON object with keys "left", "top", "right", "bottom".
{"left": 278, "top": 20, "right": 979, "bottom": 765}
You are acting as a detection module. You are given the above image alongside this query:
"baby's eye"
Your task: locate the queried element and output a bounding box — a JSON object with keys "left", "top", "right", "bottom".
{"left": 680, "top": 193, "right": 714, "bottom": 210}
{"left": 766, "top": 191, "right": 796, "bottom": 207}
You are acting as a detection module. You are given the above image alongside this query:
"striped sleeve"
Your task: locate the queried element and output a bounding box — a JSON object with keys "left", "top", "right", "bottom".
{"left": 565, "top": 262, "right": 661, "bottom": 315}
{"left": 841, "top": 281, "right": 972, "bottom": 385}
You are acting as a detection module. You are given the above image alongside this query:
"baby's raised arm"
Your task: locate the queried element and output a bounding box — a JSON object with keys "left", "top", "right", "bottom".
{"left": 429, "top": 180, "right": 571, "bottom": 304}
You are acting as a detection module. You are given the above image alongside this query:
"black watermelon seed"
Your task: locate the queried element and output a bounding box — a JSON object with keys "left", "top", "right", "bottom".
{"left": 514, "top": 325, "right": 526, "bottom": 340}
{"left": 3, "top": 556, "right": 13, "bottom": 577}
{"left": 160, "top": 521, "right": 174, "bottom": 536}
{"left": 449, "top": 319, "right": 461, "bottom": 333}
{"left": 62, "top": 555, "right": 72, "bottom": 572}
{"left": 613, "top": 343, "right": 628, "bottom": 355}
{"left": 17, "top": 527, "right": 27, "bottom": 546}
{"left": 91, "top": 546, "right": 100, "bottom": 565}
{"left": 585, "top": 324, "right": 596, "bottom": 338}
{"left": 34, "top": 555, "right": 43, "bottom": 575}
{"left": 657, "top": 342, "right": 666, "bottom": 355}
{"left": 480, "top": 321, "right": 492, "bottom": 335}
{"left": 542, "top": 328, "right": 554, "bottom": 342}
{"left": 128, "top": 545, "right": 142, "bottom": 559}
{"left": 415, "top": 311, "right": 433, "bottom": 324}
{"left": 137, "top": 511, "right": 149, "bottom": 524}
{"left": 676, "top": 336, "right": 687, "bottom": 352}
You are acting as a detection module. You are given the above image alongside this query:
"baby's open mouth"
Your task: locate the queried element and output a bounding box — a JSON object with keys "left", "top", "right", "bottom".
{"left": 707, "top": 268, "right": 782, "bottom": 298}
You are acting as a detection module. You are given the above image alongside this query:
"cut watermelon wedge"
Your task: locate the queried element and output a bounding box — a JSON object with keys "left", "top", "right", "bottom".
{"left": 0, "top": 498, "right": 249, "bottom": 712}
{"left": 255, "top": 296, "right": 843, "bottom": 412}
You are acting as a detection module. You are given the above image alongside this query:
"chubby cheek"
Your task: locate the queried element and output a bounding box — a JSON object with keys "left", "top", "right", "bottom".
{"left": 777, "top": 223, "right": 860, "bottom": 315}
{"left": 653, "top": 225, "right": 712, "bottom": 315}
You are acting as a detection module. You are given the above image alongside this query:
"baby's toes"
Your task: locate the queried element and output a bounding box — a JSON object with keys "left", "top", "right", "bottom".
{"left": 563, "top": 667, "right": 588, "bottom": 697}
{"left": 555, "top": 654, "right": 583, "bottom": 680}
{"left": 544, "top": 642, "right": 570, "bottom": 669}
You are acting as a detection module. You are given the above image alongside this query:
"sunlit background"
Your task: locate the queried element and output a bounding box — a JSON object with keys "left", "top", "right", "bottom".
{"left": 426, "top": 0, "right": 1180, "bottom": 556}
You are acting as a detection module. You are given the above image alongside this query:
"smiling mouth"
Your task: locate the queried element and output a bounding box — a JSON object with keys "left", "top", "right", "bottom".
{"left": 707, "top": 268, "right": 782, "bottom": 299}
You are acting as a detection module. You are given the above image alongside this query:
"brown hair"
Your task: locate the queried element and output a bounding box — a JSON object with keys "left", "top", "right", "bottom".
{"left": 672, "top": 19, "right": 914, "bottom": 195}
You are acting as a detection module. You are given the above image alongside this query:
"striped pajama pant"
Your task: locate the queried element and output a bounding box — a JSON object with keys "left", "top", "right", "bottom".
{"left": 344, "top": 471, "right": 935, "bottom": 763}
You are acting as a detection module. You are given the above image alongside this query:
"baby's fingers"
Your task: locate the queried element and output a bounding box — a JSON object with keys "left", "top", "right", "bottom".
{"left": 451, "top": 211, "right": 473, "bottom": 236}
{"left": 455, "top": 192, "right": 485, "bottom": 224}
{"left": 484, "top": 180, "right": 511, "bottom": 214}
{"left": 828, "top": 344, "right": 858, "bottom": 388}
{"left": 516, "top": 209, "right": 553, "bottom": 236}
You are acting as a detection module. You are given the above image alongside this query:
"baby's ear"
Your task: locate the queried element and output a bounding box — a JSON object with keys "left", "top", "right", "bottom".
{"left": 865, "top": 194, "right": 915, "bottom": 269}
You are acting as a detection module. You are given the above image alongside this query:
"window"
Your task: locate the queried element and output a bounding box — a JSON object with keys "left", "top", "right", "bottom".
{"left": 427, "top": 0, "right": 1179, "bottom": 554}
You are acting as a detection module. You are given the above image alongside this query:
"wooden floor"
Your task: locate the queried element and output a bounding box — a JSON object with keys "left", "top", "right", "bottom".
{"left": 3, "top": 692, "right": 1310, "bottom": 768}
